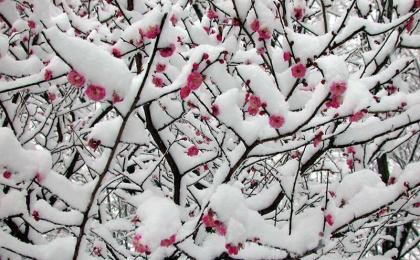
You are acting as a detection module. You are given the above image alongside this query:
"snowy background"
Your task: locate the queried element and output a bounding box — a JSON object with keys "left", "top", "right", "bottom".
{"left": 0, "top": 0, "right": 419, "bottom": 259}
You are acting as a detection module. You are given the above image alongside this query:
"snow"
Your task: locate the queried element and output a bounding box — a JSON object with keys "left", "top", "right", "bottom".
{"left": 0, "top": 55, "right": 44, "bottom": 77}
{"left": 33, "top": 199, "right": 83, "bottom": 226}
{"left": 134, "top": 191, "right": 181, "bottom": 250}
{"left": 42, "top": 171, "right": 96, "bottom": 211}
{"left": 44, "top": 27, "right": 134, "bottom": 102}
{"left": 88, "top": 117, "right": 122, "bottom": 146}
{"left": 284, "top": 28, "right": 332, "bottom": 60}
{"left": 357, "top": 0, "right": 371, "bottom": 16}
{"left": 334, "top": 169, "right": 385, "bottom": 205}
{"left": 394, "top": 0, "right": 415, "bottom": 14}
{"left": 334, "top": 104, "right": 420, "bottom": 146}
{"left": 245, "top": 182, "right": 282, "bottom": 212}
{"left": 317, "top": 55, "right": 349, "bottom": 82}
{"left": 214, "top": 88, "right": 265, "bottom": 144}
{"left": 332, "top": 162, "right": 420, "bottom": 231}
{"left": 0, "top": 189, "right": 27, "bottom": 219}
{"left": 401, "top": 34, "right": 420, "bottom": 48}
{"left": 360, "top": 31, "right": 399, "bottom": 77}
{"left": 237, "top": 64, "right": 288, "bottom": 114}
{"left": 0, "top": 127, "right": 51, "bottom": 181}
{"left": 0, "top": 231, "right": 75, "bottom": 260}
{"left": 1, "top": 0, "right": 420, "bottom": 259}
{"left": 0, "top": 0, "right": 19, "bottom": 25}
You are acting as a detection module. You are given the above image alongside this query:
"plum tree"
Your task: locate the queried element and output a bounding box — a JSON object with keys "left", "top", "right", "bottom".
{"left": 0, "top": 0, "right": 419, "bottom": 259}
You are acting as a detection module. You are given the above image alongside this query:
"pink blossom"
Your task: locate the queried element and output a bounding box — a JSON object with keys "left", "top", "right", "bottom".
{"left": 156, "top": 63, "right": 166, "bottom": 73}
{"left": 293, "top": 7, "right": 304, "bottom": 20}
{"left": 257, "top": 27, "right": 271, "bottom": 40}
{"left": 44, "top": 69, "right": 52, "bottom": 81}
{"left": 211, "top": 104, "right": 220, "bottom": 116}
{"left": 414, "top": 202, "right": 420, "bottom": 208}
{"left": 170, "top": 14, "right": 177, "bottom": 26}
{"left": 269, "top": 115, "right": 285, "bottom": 129}
{"left": 329, "top": 81, "right": 347, "bottom": 96}
{"left": 85, "top": 84, "right": 106, "bottom": 101}
{"left": 142, "top": 25, "right": 160, "bottom": 39}
{"left": 133, "top": 234, "right": 151, "bottom": 254}
{"left": 35, "top": 172, "right": 43, "bottom": 183}
{"left": 152, "top": 76, "right": 164, "bottom": 88}
{"left": 313, "top": 131, "right": 323, "bottom": 147}
{"left": 325, "top": 214, "right": 334, "bottom": 226}
{"left": 16, "top": 4, "right": 24, "bottom": 13}
{"left": 187, "top": 145, "right": 199, "bottom": 156}
{"left": 112, "top": 91, "right": 123, "bottom": 103}
{"left": 207, "top": 9, "right": 218, "bottom": 19}
{"left": 93, "top": 246, "right": 102, "bottom": 256}
{"left": 283, "top": 51, "right": 291, "bottom": 61}
{"left": 48, "top": 92, "right": 56, "bottom": 102}
{"left": 88, "top": 138, "right": 101, "bottom": 150}
{"left": 133, "top": 234, "right": 142, "bottom": 241}
{"left": 346, "top": 158, "right": 354, "bottom": 170}
{"left": 160, "top": 234, "right": 176, "bottom": 247}
{"left": 67, "top": 70, "right": 85, "bottom": 88}
{"left": 257, "top": 47, "right": 265, "bottom": 55}
{"left": 187, "top": 101, "right": 196, "bottom": 108}
{"left": 250, "top": 19, "right": 260, "bottom": 32}
{"left": 416, "top": 0, "right": 420, "bottom": 8}
{"left": 248, "top": 106, "right": 259, "bottom": 116}
{"left": 225, "top": 243, "right": 240, "bottom": 255}
{"left": 131, "top": 215, "right": 140, "bottom": 224}
{"left": 386, "top": 85, "right": 397, "bottom": 95}
{"left": 202, "top": 212, "right": 215, "bottom": 227}
{"left": 291, "top": 63, "right": 306, "bottom": 78}
{"left": 203, "top": 164, "right": 209, "bottom": 171}
{"left": 245, "top": 92, "right": 252, "bottom": 102}
{"left": 405, "top": 16, "right": 414, "bottom": 32}
{"left": 28, "top": 20, "right": 36, "bottom": 29}
{"left": 180, "top": 86, "right": 191, "bottom": 100}
{"left": 187, "top": 71, "right": 203, "bottom": 90}
{"left": 159, "top": 43, "right": 176, "bottom": 58}
{"left": 258, "top": 109, "right": 265, "bottom": 115}
{"left": 325, "top": 95, "right": 342, "bottom": 109}
{"left": 231, "top": 18, "right": 241, "bottom": 26}
{"left": 291, "top": 150, "right": 301, "bottom": 159}
{"left": 112, "top": 48, "right": 122, "bottom": 58}
{"left": 32, "top": 210, "right": 40, "bottom": 221}
{"left": 388, "top": 176, "right": 396, "bottom": 185}
{"left": 378, "top": 207, "right": 388, "bottom": 216}
{"left": 134, "top": 38, "right": 144, "bottom": 47}
{"left": 350, "top": 110, "right": 366, "bottom": 122}
{"left": 346, "top": 146, "right": 356, "bottom": 154}
{"left": 3, "top": 170, "right": 11, "bottom": 179}
{"left": 214, "top": 221, "right": 227, "bottom": 236}
{"left": 248, "top": 95, "right": 261, "bottom": 108}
